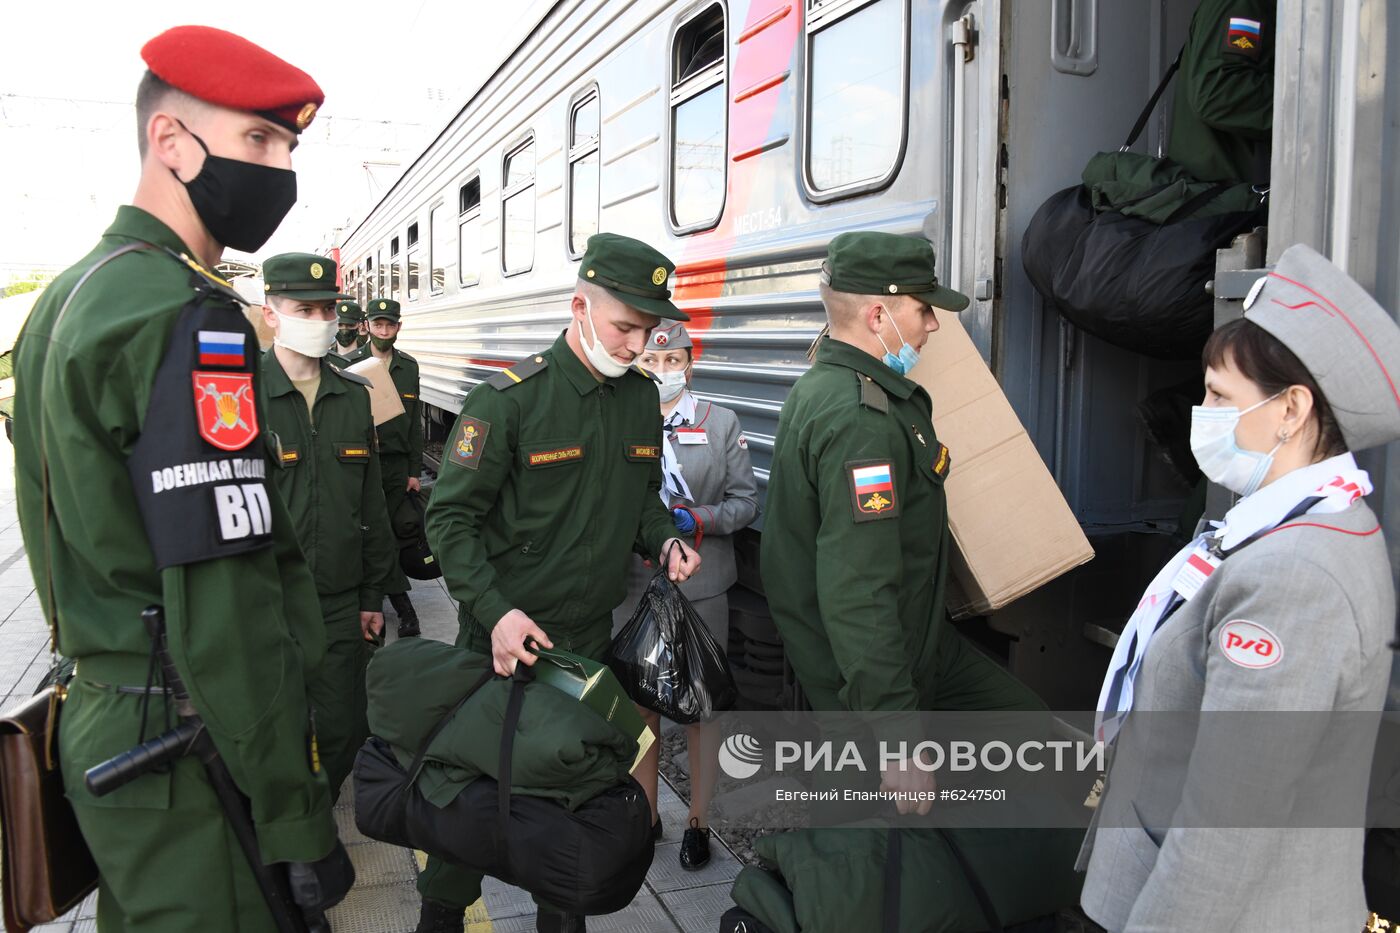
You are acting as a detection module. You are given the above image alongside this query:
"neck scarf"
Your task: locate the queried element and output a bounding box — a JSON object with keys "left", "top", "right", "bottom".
{"left": 659, "top": 391, "right": 696, "bottom": 506}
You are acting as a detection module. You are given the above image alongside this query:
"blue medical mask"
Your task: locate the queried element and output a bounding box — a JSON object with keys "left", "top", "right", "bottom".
{"left": 875, "top": 309, "right": 920, "bottom": 376}
{"left": 1189, "top": 391, "right": 1286, "bottom": 497}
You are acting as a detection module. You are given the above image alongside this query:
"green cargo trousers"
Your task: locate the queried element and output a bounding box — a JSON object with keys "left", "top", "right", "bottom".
{"left": 416, "top": 619, "right": 612, "bottom": 912}
{"left": 379, "top": 451, "right": 411, "bottom": 596}
{"left": 305, "top": 589, "right": 374, "bottom": 803}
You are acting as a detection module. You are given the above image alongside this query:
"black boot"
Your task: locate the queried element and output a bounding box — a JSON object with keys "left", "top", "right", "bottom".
{"left": 391, "top": 592, "right": 420, "bottom": 637}
{"left": 679, "top": 816, "right": 711, "bottom": 871}
{"left": 414, "top": 897, "right": 464, "bottom": 933}
{"left": 535, "top": 906, "right": 586, "bottom": 933}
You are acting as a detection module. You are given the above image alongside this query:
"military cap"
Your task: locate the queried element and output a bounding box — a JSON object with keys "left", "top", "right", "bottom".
{"left": 366, "top": 298, "right": 401, "bottom": 322}
{"left": 822, "top": 232, "right": 969, "bottom": 313}
{"left": 141, "top": 25, "right": 324, "bottom": 133}
{"left": 578, "top": 233, "right": 689, "bottom": 321}
{"left": 263, "top": 252, "right": 348, "bottom": 301}
{"left": 1243, "top": 243, "right": 1400, "bottom": 451}
{"left": 336, "top": 300, "right": 363, "bottom": 326}
{"left": 646, "top": 321, "right": 693, "bottom": 352}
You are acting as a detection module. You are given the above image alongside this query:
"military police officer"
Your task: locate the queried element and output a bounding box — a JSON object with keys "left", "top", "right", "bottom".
{"left": 345, "top": 297, "right": 425, "bottom": 636}
{"left": 755, "top": 232, "right": 1079, "bottom": 925}
{"left": 12, "top": 26, "right": 350, "bottom": 930}
{"left": 419, "top": 232, "right": 702, "bottom": 933}
{"left": 331, "top": 298, "right": 363, "bottom": 363}
{"left": 259, "top": 252, "right": 395, "bottom": 802}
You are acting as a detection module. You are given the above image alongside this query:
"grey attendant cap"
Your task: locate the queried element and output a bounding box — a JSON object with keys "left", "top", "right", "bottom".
{"left": 645, "top": 321, "right": 693, "bottom": 352}
{"left": 1243, "top": 243, "right": 1400, "bottom": 452}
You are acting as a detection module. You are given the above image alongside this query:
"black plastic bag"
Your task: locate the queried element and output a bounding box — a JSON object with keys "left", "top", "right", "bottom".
{"left": 607, "top": 561, "right": 737, "bottom": 724}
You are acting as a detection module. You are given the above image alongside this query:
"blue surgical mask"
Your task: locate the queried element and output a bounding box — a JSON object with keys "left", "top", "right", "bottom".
{"left": 1188, "top": 391, "right": 1286, "bottom": 497}
{"left": 875, "top": 310, "right": 920, "bottom": 376}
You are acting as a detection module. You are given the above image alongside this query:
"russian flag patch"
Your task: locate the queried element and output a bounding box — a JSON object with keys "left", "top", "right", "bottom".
{"left": 1224, "top": 16, "right": 1263, "bottom": 59}
{"left": 848, "top": 460, "right": 899, "bottom": 522}
{"left": 197, "top": 330, "right": 247, "bottom": 368}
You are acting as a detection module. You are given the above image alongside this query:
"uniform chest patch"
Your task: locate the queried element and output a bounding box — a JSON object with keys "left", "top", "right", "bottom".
{"left": 193, "top": 372, "right": 258, "bottom": 451}
{"left": 628, "top": 444, "right": 661, "bottom": 460}
{"left": 1224, "top": 16, "right": 1263, "bottom": 59}
{"left": 449, "top": 416, "right": 491, "bottom": 470}
{"left": 1218, "top": 619, "right": 1282, "bottom": 669}
{"left": 848, "top": 460, "right": 899, "bottom": 522}
{"left": 527, "top": 445, "right": 584, "bottom": 467}
{"left": 932, "top": 443, "right": 951, "bottom": 479}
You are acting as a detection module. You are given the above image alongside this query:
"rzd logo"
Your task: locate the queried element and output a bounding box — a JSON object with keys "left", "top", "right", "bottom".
{"left": 1219, "top": 620, "right": 1282, "bottom": 669}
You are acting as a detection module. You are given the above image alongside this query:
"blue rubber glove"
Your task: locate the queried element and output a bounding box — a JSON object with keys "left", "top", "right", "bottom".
{"left": 671, "top": 507, "right": 697, "bottom": 534}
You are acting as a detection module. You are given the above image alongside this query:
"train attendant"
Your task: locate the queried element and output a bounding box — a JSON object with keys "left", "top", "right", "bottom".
{"left": 612, "top": 321, "right": 757, "bottom": 870}
{"left": 1082, "top": 243, "right": 1400, "bottom": 933}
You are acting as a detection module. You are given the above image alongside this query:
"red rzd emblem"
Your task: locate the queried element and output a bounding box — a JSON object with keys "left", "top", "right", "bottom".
{"left": 193, "top": 371, "right": 259, "bottom": 451}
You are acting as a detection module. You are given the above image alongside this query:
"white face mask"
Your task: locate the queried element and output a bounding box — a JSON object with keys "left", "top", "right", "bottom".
{"left": 1189, "top": 391, "right": 1286, "bottom": 496}
{"left": 273, "top": 310, "right": 337, "bottom": 359}
{"left": 579, "top": 296, "right": 630, "bottom": 378}
{"left": 656, "top": 369, "right": 688, "bottom": 402}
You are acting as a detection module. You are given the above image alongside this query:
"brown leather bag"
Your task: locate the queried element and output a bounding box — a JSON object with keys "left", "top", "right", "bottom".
{"left": 0, "top": 684, "right": 98, "bottom": 932}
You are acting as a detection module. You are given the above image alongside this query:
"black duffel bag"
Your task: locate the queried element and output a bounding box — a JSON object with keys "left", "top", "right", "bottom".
{"left": 394, "top": 489, "right": 442, "bottom": 581}
{"left": 353, "top": 666, "right": 653, "bottom": 915}
{"left": 1021, "top": 52, "right": 1267, "bottom": 361}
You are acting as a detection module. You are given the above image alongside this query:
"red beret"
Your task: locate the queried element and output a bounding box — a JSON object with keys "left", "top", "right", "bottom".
{"left": 141, "top": 25, "right": 324, "bottom": 133}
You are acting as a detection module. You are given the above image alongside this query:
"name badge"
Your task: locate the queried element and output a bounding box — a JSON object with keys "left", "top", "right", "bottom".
{"left": 675, "top": 428, "right": 708, "bottom": 446}
{"left": 1172, "top": 544, "right": 1222, "bottom": 602}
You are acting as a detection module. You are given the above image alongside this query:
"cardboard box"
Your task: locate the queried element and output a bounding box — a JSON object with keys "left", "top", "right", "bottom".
{"left": 531, "top": 646, "right": 655, "bottom": 774}
{"left": 908, "top": 311, "right": 1094, "bottom": 617}
{"left": 346, "top": 356, "right": 406, "bottom": 426}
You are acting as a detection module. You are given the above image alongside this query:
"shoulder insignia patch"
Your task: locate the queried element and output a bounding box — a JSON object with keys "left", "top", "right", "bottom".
{"left": 1218, "top": 619, "right": 1282, "bottom": 669}
{"left": 933, "top": 443, "right": 951, "bottom": 479}
{"left": 485, "top": 355, "right": 548, "bottom": 390}
{"left": 327, "top": 364, "right": 373, "bottom": 388}
{"left": 858, "top": 374, "right": 889, "bottom": 413}
{"left": 449, "top": 416, "right": 491, "bottom": 470}
{"left": 193, "top": 372, "right": 258, "bottom": 451}
{"left": 1223, "top": 16, "right": 1263, "bottom": 60}
{"left": 847, "top": 459, "right": 899, "bottom": 522}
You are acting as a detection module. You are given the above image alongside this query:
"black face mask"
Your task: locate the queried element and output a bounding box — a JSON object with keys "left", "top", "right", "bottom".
{"left": 335, "top": 328, "right": 359, "bottom": 348}
{"left": 174, "top": 122, "right": 297, "bottom": 253}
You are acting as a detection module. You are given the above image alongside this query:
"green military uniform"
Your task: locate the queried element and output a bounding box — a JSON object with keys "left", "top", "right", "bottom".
{"left": 1167, "top": 0, "right": 1275, "bottom": 183}
{"left": 13, "top": 206, "right": 337, "bottom": 931}
{"left": 751, "top": 232, "right": 1078, "bottom": 929}
{"left": 259, "top": 253, "right": 395, "bottom": 801}
{"left": 345, "top": 298, "right": 423, "bottom": 597}
{"left": 418, "top": 233, "right": 688, "bottom": 916}
{"left": 330, "top": 299, "right": 363, "bottom": 364}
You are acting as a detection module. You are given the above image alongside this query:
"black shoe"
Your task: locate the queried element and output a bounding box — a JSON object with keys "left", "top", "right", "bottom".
{"left": 414, "top": 897, "right": 464, "bottom": 933}
{"left": 652, "top": 817, "right": 663, "bottom": 841}
{"left": 391, "top": 592, "right": 420, "bottom": 638}
{"left": 680, "top": 817, "right": 711, "bottom": 871}
{"left": 535, "top": 907, "right": 586, "bottom": 933}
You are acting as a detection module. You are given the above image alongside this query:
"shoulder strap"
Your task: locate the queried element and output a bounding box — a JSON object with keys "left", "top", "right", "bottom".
{"left": 403, "top": 667, "right": 496, "bottom": 788}
{"left": 1121, "top": 47, "right": 1185, "bottom": 152}
{"left": 485, "top": 354, "right": 548, "bottom": 390}
{"left": 498, "top": 664, "right": 534, "bottom": 835}
{"left": 936, "top": 829, "right": 1003, "bottom": 932}
{"left": 881, "top": 829, "right": 902, "bottom": 933}
{"left": 1211, "top": 496, "right": 1325, "bottom": 560}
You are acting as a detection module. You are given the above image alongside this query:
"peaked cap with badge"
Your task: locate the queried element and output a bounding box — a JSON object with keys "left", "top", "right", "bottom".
{"left": 337, "top": 299, "right": 364, "bottom": 326}
{"left": 141, "top": 25, "right": 324, "bottom": 132}
{"left": 367, "top": 298, "right": 402, "bottom": 322}
{"left": 1243, "top": 243, "right": 1400, "bottom": 452}
{"left": 579, "top": 232, "right": 689, "bottom": 321}
{"left": 822, "top": 231, "right": 969, "bottom": 313}
{"left": 264, "top": 252, "right": 349, "bottom": 302}
{"left": 646, "top": 321, "right": 693, "bottom": 352}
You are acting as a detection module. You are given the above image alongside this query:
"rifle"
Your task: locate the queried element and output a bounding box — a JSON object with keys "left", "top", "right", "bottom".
{"left": 84, "top": 607, "right": 340, "bottom": 933}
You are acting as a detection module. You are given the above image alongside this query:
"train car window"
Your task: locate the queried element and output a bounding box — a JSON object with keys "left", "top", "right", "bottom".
{"left": 502, "top": 136, "right": 536, "bottom": 276}
{"left": 669, "top": 3, "right": 727, "bottom": 233}
{"left": 803, "top": 0, "right": 908, "bottom": 199}
{"left": 406, "top": 222, "right": 421, "bottom": 302}
{"left": 459, "top": 175, "right": 482, "bottom": 287}
{"left": 430, "top": 202, "right": 451, "bottom": 294}
{"left": 364, "top": 256, "right": 374, "bottom": 301}
{"left": 377, "top": 247, "right": 387, "bottom": 298}
{"left": 567, "top": 87, "right": 601, "bottom": 259}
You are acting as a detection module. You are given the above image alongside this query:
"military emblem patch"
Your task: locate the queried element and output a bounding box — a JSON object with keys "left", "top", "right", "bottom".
{"left": 933, "top": 443, "right": 951, "bottom": 479}
{"left": 1224, "top": 16, "right": 1262, "bottom": 59}
{"left": 847, "top": 460, "right": 899, "bottom": 522}
{"left": 193, "top": 372, "right": 259, "bottom": 452}
{"left": 449, "top": 416, "right": 490, "bottom": 470}
{"left": 652, "top": 266, "right": 668, "bottom": 286}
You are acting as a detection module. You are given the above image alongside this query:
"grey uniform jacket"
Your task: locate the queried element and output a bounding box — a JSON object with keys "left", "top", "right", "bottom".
{"left": 664, "top": 398, "right": 759, "bottom": 601}
{"left": 1080, "top": 501, "right": 1395, "bottom": 933}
